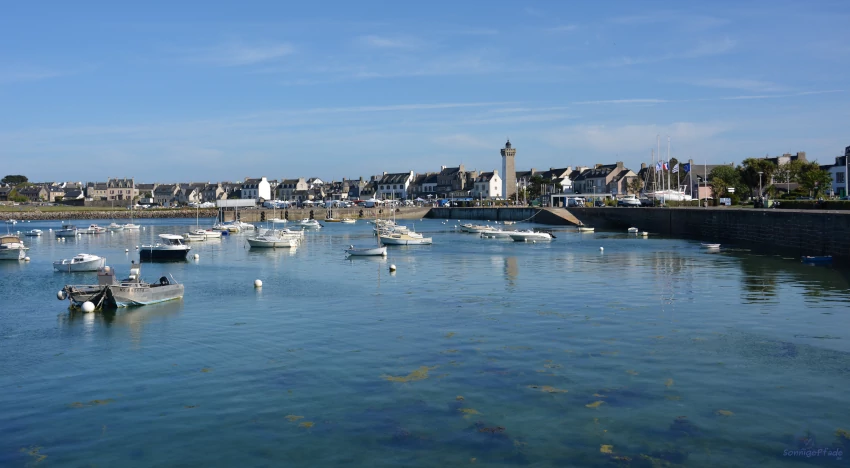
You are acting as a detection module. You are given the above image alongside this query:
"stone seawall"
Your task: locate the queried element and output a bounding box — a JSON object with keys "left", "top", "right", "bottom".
{"left": 568, "top": 207, "right": 850, "bottom": 259}
{"left": 426, "top": 207, "right": 579, "bottom": 225}
{"left": 0, "top": 207, "right": 432, "bottom": 222}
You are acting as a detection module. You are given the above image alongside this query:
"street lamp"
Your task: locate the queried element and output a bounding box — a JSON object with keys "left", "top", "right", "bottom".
{"left": 757, "top": 171, "right": 763, "bottom": 203}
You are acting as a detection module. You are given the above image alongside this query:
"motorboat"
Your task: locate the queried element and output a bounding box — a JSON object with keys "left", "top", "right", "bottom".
{"left": 459, "top": 223, "right": 492, "bottom": 233}
{"left": 324, "top": 218, "right": 341, "bottom": 223}
{"left": 53, "top": 253, "right": 106, "bottom": 272}
{"left": 237, "top": 221, "right": 255, "bottom": 231}
{"left": 199, "top": 229, "right": 222, "bottom": 239}
{"left": 55, "top": 224, "right": 78, "bottom": 237}
{"left": 182, "top": 231, "right": 206, "bottom": 242}
{"left": 509, "top": 231, "right": 553, "bottom": 242}
{"left": 627, "top": 227, "right": 639, "bottom": 233}
{"left": 0, "top": 235, "right": 28, "bottom": 260}
{"left": 299, "top": 219, "right": 322, "bottom": 229}
{"left": 340, "top": 218, "right": 356, "bottom": 224}
{"left": 25, "top": 229, "right": 43, "bottom": 236}
{"left": 5, "top": 219, "right": 17, "bottom": 225}
{"left": 269, "top": 218, "right": 288, "bottom": 224}
{"left": 59, "top": 262, "right": 184, "bottom": 309}
{"left": 380, "top": 232, "right": 433, "bottom": 245}
{"left": 480, "top": 229, "right": 515, "bottom": 239}
{"left": 345, "top": 244, "right": 387, "bottom": 256}
{"left": 80, "top": 224, "right": 106, "bottom": 234}
{"left": 140, "top": 234, "right": 191, "bottom": 261}
{"left": 801, "top": 256, "right": 832, "bottom": 265}
{"left": 106, "top": 222, "right": 125, "bottom": 232}
{"left": 123, "top": 223, "right": 141, "bottom": 230}
{"left": 247, "top": 230, "right": 300, "bottom": 248}
{"left": 701, "top": 243, "right": 721, "bottom": 249}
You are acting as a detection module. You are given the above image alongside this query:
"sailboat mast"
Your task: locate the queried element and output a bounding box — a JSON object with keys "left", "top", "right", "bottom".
{"left": 666, "top": 136, "right": 671, "bottom": 192}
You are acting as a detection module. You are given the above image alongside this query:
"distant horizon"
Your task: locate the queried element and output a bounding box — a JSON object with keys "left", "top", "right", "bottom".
{"left": 2, "top": 1, "right": 848, "bottom": 180}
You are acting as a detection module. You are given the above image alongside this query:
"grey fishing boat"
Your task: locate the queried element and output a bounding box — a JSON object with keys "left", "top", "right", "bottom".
{"left": 58, "top": 262, "right": 184, "bottom": 310}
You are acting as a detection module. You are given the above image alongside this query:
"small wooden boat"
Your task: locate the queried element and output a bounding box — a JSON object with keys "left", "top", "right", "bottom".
{"left": 801, "top": 256, "right": 832, "bottom": 264}
{"left": 701, "top": 243, "right": 721, "bottom": 249}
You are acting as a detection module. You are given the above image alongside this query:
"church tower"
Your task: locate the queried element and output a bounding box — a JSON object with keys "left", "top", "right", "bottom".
{"left": 501, "top": 139, "right": 516, "bottom": 201}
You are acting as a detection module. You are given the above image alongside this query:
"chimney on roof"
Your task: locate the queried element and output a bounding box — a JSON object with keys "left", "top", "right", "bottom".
{"left": 616, "top": 161, "right": 624, "bottom": 169}
{"left": 595, "top": 164, "right": 602, "bottom": 169}
{"left": 441, "top": 165, "right": 446, "bottom": 171}
{"left": 641, "top": 163, "right": 647, "bottom": 169}
{"left": 530, "top": 168, "right": 536, "bottom": 174}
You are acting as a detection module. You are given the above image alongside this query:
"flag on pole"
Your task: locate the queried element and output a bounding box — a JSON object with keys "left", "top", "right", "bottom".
{"left": 655, "top": 161, "right": 662, "bottom": 171}
{"left": 683, "top": 163, "right": 691, "bottom": 173}
{"left": 662, "top": 162, "right": 668, "bottom": 171}
{"left": 672, "top": 163, "right": 680, "bottom": 173}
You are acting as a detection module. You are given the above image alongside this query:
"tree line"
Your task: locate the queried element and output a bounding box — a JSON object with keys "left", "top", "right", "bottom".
{"left": 708, "top": 158, "right": 833, "bottom": 202}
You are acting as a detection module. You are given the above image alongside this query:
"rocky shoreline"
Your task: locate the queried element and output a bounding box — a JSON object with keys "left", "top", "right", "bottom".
{"left": 0, "top": 209, "right": 219, "bottom": 221}
{"left": 0, "top": 207, "right": 434, "bottom": 222}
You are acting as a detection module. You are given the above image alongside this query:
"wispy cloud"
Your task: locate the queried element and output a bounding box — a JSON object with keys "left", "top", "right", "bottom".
{"left": 689, "top": 78, "right": 788, "bottom": 92}
{"left": 573, "top": 98, "right": 669, "bottom": 105}
{"left": 547, "top": 24, "right": 577, "bottom": 33}
{"left": 545, "top": 122, "right": 729, "bottom": 153}
{"left": 0, "top": 66, "right": 72, "bottom": 84}
{"left": 182, "top": 42, "right": 295, "bottom": 67}
{"left": 586, "top": 38, "right": 736, "bottom": 68}
{"left": 609, "top": 11, "right": 729, "bottom": 30}
{"left": 357, "top": 35, "right": 421, "bottom": 49}
{"left": 571, "top": 90, "right": 842, "bottom": 105}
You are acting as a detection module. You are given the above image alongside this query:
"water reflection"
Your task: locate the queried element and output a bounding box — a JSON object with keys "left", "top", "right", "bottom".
{"left": 59, "top": 299, "right": 183, "bottom": 342}
{"left": 504, "top": 257, "right": 518, "bottom": 289}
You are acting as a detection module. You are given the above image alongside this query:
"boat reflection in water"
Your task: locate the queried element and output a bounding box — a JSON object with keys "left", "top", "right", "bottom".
{"left": 61, "top": 298, "right": 183, "bottom": 328}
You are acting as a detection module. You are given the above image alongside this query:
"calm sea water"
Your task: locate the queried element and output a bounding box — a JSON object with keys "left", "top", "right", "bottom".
{"left": 1, "top": 218, "right": 849, "bottom": 467}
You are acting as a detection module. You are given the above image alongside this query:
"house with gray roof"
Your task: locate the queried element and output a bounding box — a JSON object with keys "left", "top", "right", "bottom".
{"left": 376, "top": 171, "right": 415, "bottom": 199}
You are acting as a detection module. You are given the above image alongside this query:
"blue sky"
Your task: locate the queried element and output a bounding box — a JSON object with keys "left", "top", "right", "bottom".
{"left": 2, "top": 0, "right": 849, "bottom": 182}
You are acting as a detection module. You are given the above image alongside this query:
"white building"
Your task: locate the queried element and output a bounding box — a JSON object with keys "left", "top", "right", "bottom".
{"left": 241, "top": 177, "right": 272, "bottom": 201}
{"left": 376, "top": 171, "right": 415, "bottom": 199}
{"left": 825, "top": 148, "right": 849, "bottom": 197}
{"left": 472, "top": 170, "right": 503, "bottom": 199}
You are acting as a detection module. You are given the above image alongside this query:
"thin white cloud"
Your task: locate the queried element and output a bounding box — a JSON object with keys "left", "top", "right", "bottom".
{"left": 689, "top": 78, "right": 788, "bottom": 92}
{"left": 183, "top": 42, "right": 295, "bottom": 67}
{"left": 0, "top": 66, "right": 72, "bottom": 84}
{"left": 588, "top": 38, "right": 736, "bottom": 68}
{"left": 609, "top": 11, "right": 729, "bottom": 30}
{"left": 357, "top": 35, "right": 420, "bottom": 49}
{"left": 545, "top": 122, "right": 729, "bottom": 153}
{"left": 573, "top": 99, "right": 669, "bottom": 105}
{"left": 547, "top": 24, "right": 577, "bottom": 32}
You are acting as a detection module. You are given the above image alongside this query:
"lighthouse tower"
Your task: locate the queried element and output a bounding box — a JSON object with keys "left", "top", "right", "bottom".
{"left": 501, "top": 139, "right": 516, "bottom": 201}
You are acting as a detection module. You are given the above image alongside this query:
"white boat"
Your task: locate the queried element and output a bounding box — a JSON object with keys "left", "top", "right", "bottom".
{"left": 53, "top": 253, "right": 106, "bottom": 272}
{"left": 345, "top": 245, "right": 387, "bottom": 256}
{"left": 459, "top": 223, "right": 492, "bottom": 233}
{"left": 503, "top": 221, "right": 516, "bottom": 225}
{"left": 0, "top": 235, "right": 28, "bottom": 260}
{"left": 60, "top": 262, "right": 184, "bottom": 309}
{"left": 182, "top": 232, "right": 206, "bottom": 242}
{"left": 701, "top": 243, "right": 721, "bottom": 249}
{"left": 247, "top": 230, "right": 300, "bottom": 248}
{"left": 380, "top": 232, "right": 433, "bottom": 245}
{"left": 80, "top": 224, "right": 106, "bottom": 234}
{"left": 25, "top": 229, "right": 43, "bottom": 236}
{"left": 299, "top": 219, "right": 322, "bottom": 229}
{"left": 577, "top": 226, "right": 594, "bottom": 232}
{"left": 140, "top": 234, "right": 191, "bottom": 261}
{"left": 237, "top": 221, "right": 255, "bottom": 231}
{"left": 480, "top": 229, "right": 515, "bottom": 239}
{"left": 627, "top": 227, "right": 639, "bottom": 233}
{"left": 5, "top": 219, "right": 17, "bottom": 225}
{"left": 199, "top": 229, "right": 222, "bottom": 239}
{"left": 107, "top": 222, "right": 125, "bottom": 232}
{"left": 647, "top": 189, "right": 692, "bottom": 202}
{"left": 269, "top": 218, "right": 288, "bottom": 224}
{"left": 509, "top": 231, "right": 553, "bottom": 242}
{"left": 123, "top": 223, "right": 141, "bottom": 230}
{"left": 340, "top": 218, "right": 356, "bottom": 224}
{"left": 55, "top": 224, "right": 78, "bottom": 237}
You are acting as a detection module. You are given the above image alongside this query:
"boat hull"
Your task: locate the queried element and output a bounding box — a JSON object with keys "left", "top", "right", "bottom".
{"left": 509, "top": 233, "right": 552, "bottom": 242}
{"left": 345, "top": 246, "right": 387, "bottom": 256}
{"left": 55, "top": 230, "right": 78, "bottom": 237}
{"left": 380, "top": 236, "right": 432, "bottom": 245}
{"left": 247, "top": 238, "right": 298, "bottom": 248}
{"left": 0, "top": 248, "right": 26, "bottom": 260}
{"left": 66, "top": 283, "right": 184, "bottom": 309}
{"left": 53, "top": 257, "right": 105, "bottom": 272}
{"left": 139, "top": 247, "right": 190, "bottom": 261}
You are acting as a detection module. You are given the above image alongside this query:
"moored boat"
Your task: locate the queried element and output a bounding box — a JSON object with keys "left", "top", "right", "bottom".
{"left": 509, "top": 231, "right": 553, "bottom": 242}
{"left": 801, "top": 256, "right": 832, "bottom": 265}
{"left": 53, "top": 253, "right": 106, "bottom": 272}
{"left": 59, "top": 262, "right": 184, "bottom": 309}
{"left": 80, "top": 224, "right": 106, "bottom": 234}
{"left": 247, "top": 230, "right": 300, "bottom": 248}
{"left": 460, "top": 223, "right": 492, "bottom": 233}
{"left": 701, "top": 243, "right": 721, "bottom": 249}
{"left": 182, "top": 232, "right": 206, "bottom": 242}
{"left": 577, "top": 226, "right": 594, "bottom": 232}
{"left": 627, "top": 227, "right": 639, "bottom": 233}
{"left": 340, "top": 218, "right": 356, "bottom": 224}
{"left": 480, "top": 229, "right": 515, "bottom": 239}
{"left": 106, "top": 223, "right": 124, "bottom": 232}
{"left": 25, "top": 229, "right": 43, "bottom": 236}
{"left": 55, "top": 224, "right": 78, "bottom": 237}
{"left": 380, "top": 232, "right": 432, "bottom": 245}
{"left": 140, "top": 234, "right": 191, "bottom": 261}
{"left": 0, "top": 235, "right": 28, "bottom": 260}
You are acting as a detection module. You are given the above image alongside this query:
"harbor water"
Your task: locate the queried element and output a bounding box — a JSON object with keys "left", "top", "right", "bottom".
{"left": 1, "top": 218, "right": 849, "bottom": 467}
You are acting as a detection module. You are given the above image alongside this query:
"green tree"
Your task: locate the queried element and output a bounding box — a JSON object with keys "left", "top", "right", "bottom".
{"left": 797, "top": 161, "right": 833, "bottom": 198}
{"left": 738, "top": 158, "right": 777, "bottom": 199}
{"left": 1, "top": 175, "right": 28, "bottom": 185}
{"left": 627, "top": 177, "right": 644, "bottom": 195}
{"left": 708, "top": 165, "right": 743, "bottom": 200}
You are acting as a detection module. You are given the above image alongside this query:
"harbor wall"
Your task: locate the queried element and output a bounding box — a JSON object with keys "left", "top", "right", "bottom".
{"left": 426, "top": 207, "right": 578, "bottom": 225}
{"left": 568, "top": 207, "right": 850, "bottom": 259}
{"left": 0, "top": 207, "right": 432, "bottom": 222}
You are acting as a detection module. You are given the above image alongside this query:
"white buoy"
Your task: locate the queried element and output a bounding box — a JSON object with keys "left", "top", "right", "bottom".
{"left": 599, "top": 247, "right": 604, "bottom": 252}
{"left": 81, "top": 301, "right": 95, "bottom": 313}
{"left": 254, "top": 279, "right": 262, "bottom": 288}
{"left": 193, "top": 253, "right": 199, "bottom": 260}
{"left": 57, "top": 290, "right": 66, "bottom": 300}
{"left": 125, "top": 248, "right": 129, "bottom": 253}
{"left": 24, "top": 256, "right": 30, "bottom": 261}
{"left": 389, "top": 264, "right": 397, "bottom": 272}
{"left": 532, "top": 240, "right": 536, "bottom": 244}
{"left": 135, "top": 246, "right": 139, "bottom": 249}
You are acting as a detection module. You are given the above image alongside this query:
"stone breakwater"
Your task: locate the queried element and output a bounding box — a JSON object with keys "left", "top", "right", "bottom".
{"left": 0, "top": 209, "right": 219, "bottom": 221}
